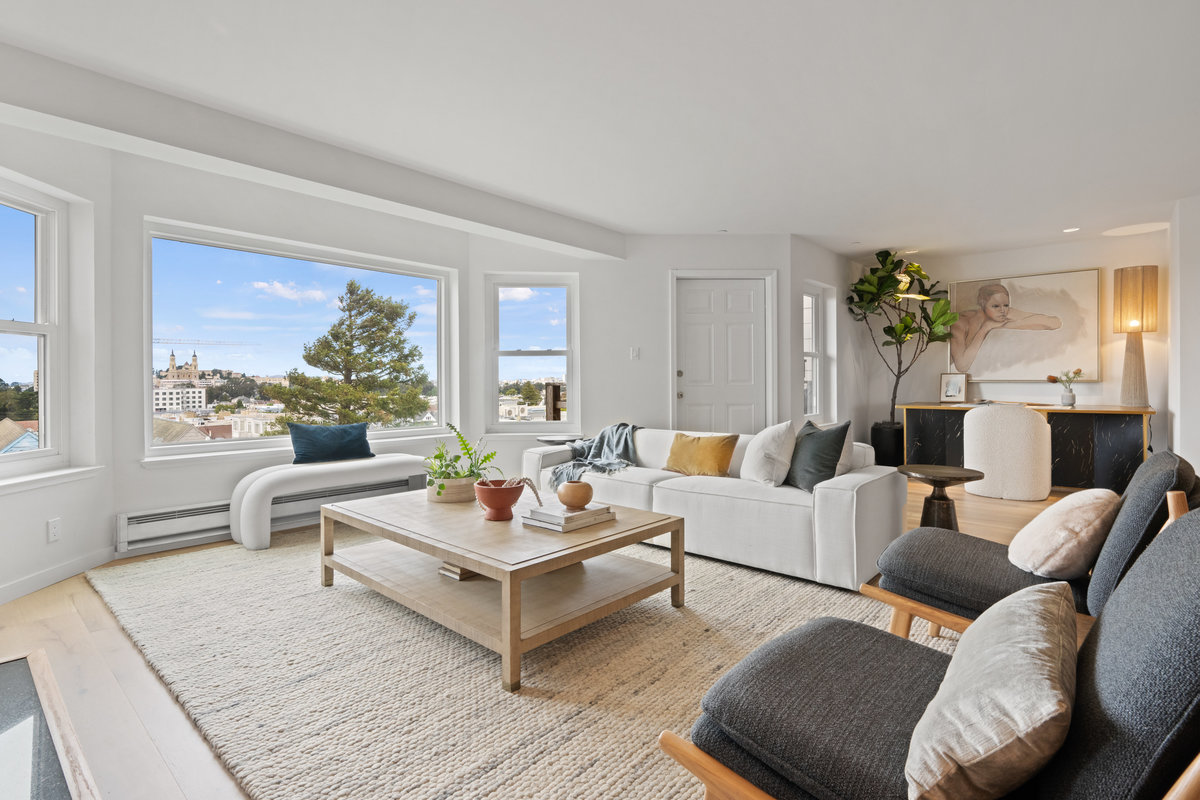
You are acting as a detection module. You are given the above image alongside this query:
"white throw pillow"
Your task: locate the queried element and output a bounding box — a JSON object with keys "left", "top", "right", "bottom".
{"left": 905, "top": 582, "right": 1077, "bottom": 800}
{"left": 1007, "top": 489, "right": 1121, "bottom": 579}
{"left": 740, "top": 420, "right": 796, "bottom": 485}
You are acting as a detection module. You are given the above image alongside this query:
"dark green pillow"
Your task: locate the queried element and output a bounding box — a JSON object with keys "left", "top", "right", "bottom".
{"left": 785, "top": 421, "right": 850, "bottom": 492}
{"left": 288, "top": 422, "right": 375, "bottom": 464}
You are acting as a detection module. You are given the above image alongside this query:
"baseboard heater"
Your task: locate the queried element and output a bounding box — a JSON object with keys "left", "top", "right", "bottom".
{"left": 116, "top": 478, "right": 414, "bottom": 555}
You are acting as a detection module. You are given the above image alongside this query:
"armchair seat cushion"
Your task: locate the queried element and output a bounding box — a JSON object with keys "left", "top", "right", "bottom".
{"left": 877, "top": 527, "right": 1089, "bottom": 618}
{"left": 699, "top": 617, "right": 950, "bottom": 800}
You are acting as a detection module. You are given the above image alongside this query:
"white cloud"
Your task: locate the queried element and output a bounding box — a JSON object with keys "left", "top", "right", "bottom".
{"left": 499, "top": 287, "right": 536, "bottom": 302}
{"left": 548, "top": 318, "right": 564, "bottom": 326}
{"left": 412, "top": 302, "right": 438, "bottom": 317}
{"left": 414, "top": 286, "right": 436, "bottom": 298}
{"left": 252, "top": 280, "right": 328, "bottom": 303}
{"left": 15, "top": 286, "right": 27, "bottom": 294}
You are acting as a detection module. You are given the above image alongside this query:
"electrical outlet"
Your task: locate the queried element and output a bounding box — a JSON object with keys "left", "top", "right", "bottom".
{"left": 629, "top": 346, "right": 640, "bottom": 361}
{"left": 47, "top": 517, "right": 61, "bottom": 543}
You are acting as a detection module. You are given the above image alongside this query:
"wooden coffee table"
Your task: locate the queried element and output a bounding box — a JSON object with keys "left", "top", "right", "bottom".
{"left": 319, "top": 491, "right": 684, "bottom": 691}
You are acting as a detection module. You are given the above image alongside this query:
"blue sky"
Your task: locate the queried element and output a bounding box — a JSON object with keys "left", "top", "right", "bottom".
{"left": 151, "top": 239, "right": 567, "bottom": 385}
{"left": 0, "top": 203, "right": 36, "bottom": 384}
{"left": 153, "top": 239, "right": 439, "bottom": 381}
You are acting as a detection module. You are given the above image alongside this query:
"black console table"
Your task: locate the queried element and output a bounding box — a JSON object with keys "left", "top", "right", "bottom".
{"left": 899, "top": 403, "right": 1154, "bottom": 493}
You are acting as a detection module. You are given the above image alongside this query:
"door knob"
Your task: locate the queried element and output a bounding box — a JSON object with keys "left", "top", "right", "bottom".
{"left": 677, "top": 391, "right": 684, "bottom": 399}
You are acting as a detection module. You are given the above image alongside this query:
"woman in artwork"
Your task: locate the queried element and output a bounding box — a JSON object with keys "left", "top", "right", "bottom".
{"left": 950, "top": 283, "right": 1062, "bottom": 372}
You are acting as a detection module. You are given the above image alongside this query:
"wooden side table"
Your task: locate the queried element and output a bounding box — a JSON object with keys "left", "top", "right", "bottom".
{"left": 898, "top": 464, "right": 984, "bottom": 532}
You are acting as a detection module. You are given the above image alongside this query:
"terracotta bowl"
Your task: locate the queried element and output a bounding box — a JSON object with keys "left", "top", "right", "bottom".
{"left": 474, "top": 480, "right": 526, "bottom": 521}
{"left": 556, "top": 480, "right": 593, "bottom": 511}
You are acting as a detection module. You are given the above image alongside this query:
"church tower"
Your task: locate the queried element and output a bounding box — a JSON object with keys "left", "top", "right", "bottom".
{"left": 191, "top": 351, "right": 198, "bottom": 372}
{"left": 169, "top": 350, "right": 176, "bottom": 370}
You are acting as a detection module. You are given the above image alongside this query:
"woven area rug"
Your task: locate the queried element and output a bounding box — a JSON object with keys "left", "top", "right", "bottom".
{"left": 87, "top": 528, "right": 956, "bottom": 800}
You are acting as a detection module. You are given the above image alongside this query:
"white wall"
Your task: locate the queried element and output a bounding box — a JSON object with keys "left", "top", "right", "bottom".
{"left": 0, "top": 124, "right": 114, "bottom": 602}
{"left": 1171, "top": 195, "right": 1200, "bottom": 458}
{"left": 892, "top": 233, "right": 1171, "bottom": 451}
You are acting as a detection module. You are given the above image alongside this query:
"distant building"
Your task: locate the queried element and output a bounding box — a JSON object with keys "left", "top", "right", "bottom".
{"left": 161, "top": 350, "right": 203, "bottom": 382}
{"left": 151, "top": 418, "right": 209, "bottom": 444}
{"left": 196, "top": 423, "right": 233, "bottom": 440}
{"left": 153, "top": 386, "right": 207, "bottom": 412}
{"left": 0, "top": 418, "right": 39, "bottom": 453}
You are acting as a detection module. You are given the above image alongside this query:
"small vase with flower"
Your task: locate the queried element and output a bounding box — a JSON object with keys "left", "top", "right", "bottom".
{"left": 1047, "top": 368, "right": 1083, "bottom": 406}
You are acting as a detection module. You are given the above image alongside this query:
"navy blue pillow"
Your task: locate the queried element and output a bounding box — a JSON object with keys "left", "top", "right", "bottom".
{"left": 287, "top": 422, "right": 375, "bottom": 464}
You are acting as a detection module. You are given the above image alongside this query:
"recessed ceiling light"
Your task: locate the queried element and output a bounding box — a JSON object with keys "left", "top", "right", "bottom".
{"left": 1102, "top": 222, "right": 1169, "bottom": 237}
{"left": 1062, "top": 227, "right": 1081, "bottom": 233}
{"left": 902, "top": 249, "right": 919, "bottom": 255}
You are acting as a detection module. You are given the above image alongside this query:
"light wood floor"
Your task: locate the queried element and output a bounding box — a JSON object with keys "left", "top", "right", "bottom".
{"left": 0, "top": 482, "right": 1059, "bottom": 800}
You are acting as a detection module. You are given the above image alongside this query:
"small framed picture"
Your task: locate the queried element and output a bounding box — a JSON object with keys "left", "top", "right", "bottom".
{"left": 940, "top": 373, "right": 967, "bottom": 402}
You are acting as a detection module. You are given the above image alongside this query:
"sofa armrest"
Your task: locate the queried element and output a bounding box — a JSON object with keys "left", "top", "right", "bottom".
{"left": 811, "top": 466, "right": 907, "bottom": 590}
{"left": 522, "top": 445, "right": 573, "bottom": 485}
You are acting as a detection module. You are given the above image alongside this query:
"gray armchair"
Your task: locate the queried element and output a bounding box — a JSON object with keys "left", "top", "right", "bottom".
{"left": 661, "top": 508, "right": 1200, "bottom": 800}
{"left": 864, "top": 449, "right": 1199, "bottom": 638}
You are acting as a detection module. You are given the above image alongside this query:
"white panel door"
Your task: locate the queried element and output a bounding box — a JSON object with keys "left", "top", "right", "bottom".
{"left": 675, "top": 278, "right": 766, "bottom": 434}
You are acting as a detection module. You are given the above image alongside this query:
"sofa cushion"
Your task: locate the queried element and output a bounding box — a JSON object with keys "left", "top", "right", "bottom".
{"left": 564, "top": 466, "right": 678, "bottom": 509}
{"left": 1007, "top": 488, "right": 1120, "bottom": 579}
{"left": 905, "top": 582, "right": 1077, "bottom": 800}
{"left": 877, "top": 527, "right": 1090, "bottom": 617}
{"left": 741, "top": 420, "right": 797, "bottom": 485}
{"left": 700, "top": 617, "right": 949, "bottom": 800}
{"left": 665, "top": 433, "right": 740, "bottom": 476}
{"left": 287, "top": 421, "right": 374, "bottom": 464}
{"left": 786, "top": 420, "right": 850, "bottom": 492}
{"left": 1086, "top": 450, "right": 1199, "bottom": 614}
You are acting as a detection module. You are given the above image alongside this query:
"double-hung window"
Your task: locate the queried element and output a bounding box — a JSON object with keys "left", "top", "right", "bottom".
{"left": 801, "top": 290, "right": 821, "bottom": 418}
{"left": 0, "top": 180, "right": 64, "bottom": 467}
{"left": 148, "top": 223, "right": 446, "bottom": 453}
{"left": 485, "top": 274, "right": 578, "bottom": 431}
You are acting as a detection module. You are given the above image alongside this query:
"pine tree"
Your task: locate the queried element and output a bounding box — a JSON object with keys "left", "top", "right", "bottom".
{"left": 265, "top": 280, "right": 429, "bottom": 426}
{"left": 520, "top": 381, "right": 542, "bottom": 406}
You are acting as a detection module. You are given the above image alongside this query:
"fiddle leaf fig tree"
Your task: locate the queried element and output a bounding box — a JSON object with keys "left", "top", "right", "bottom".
{"left": 847, "top": 250, "right": 958, "bottom": 424}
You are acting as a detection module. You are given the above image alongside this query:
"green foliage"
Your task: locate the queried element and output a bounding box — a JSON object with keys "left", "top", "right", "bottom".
{"left": 846, "top": 250, "right": 959, "bottom": 423}
{"left": 423, "top": 423, "right": 501, "bottom": 494}
{"left": 520, "top": 381, "right": 542, "bottom": 406}
{"left": 0, "top": 384, "right": 38, "bottom": 421}
{"left": 210, "top": 375, "right": 262, "bottom": 403}
{"left": 264, "top": 280, "right": 430, "bottom": 425}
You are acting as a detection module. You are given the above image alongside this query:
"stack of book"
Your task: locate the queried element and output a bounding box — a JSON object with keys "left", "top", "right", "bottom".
{"left": 521, "top": 502, "right": 615, "bottom": 532}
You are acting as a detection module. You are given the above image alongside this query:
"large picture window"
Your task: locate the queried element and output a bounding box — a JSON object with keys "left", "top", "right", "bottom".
{"left": 149, "top": 228, "right": 442, "bottom": 450}
{"left": 0, "top": 186, "right": 59, "bottom": 463}
{"left": 486, "top": 275, "right": 577, "bottom": 430}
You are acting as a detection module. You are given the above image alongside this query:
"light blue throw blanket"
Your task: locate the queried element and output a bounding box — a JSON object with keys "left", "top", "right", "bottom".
{"left": 549, "top": 422, "right": 641, "bottom": 489}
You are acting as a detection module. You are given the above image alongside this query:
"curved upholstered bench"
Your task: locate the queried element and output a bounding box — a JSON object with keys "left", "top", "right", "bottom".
{"left": 230, "top": 454, "right": 428, "bottom": 550}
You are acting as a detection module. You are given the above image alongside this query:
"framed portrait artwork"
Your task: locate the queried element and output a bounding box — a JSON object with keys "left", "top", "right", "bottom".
{"left": 948, "top": 268, "right": 1100, "bottom": 382}
{"left": 940, "top": 373, "right": 966, "bottom": 402}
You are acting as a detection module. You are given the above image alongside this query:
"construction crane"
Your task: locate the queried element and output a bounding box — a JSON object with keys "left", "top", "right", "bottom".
{"left": 152, "top": 338, "right": 255, "bottom": 347}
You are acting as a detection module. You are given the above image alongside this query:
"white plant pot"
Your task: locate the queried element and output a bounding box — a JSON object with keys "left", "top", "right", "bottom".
{"left": 1061, "top": 391, "right": 1076, "bottom": 407}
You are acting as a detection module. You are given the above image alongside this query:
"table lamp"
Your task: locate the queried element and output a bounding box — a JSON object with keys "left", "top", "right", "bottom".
{"left": 1112, "top": 265, "right": 1157, "bottom": 407}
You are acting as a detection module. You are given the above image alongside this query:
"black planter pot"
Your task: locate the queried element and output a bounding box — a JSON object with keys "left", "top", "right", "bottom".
{"left": 871, "top": 421, "right": 905, "bottom": 467}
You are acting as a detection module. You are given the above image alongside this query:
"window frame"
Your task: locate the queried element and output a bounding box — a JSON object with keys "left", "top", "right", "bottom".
{"left": 0, "top": 177, "right": 66, "bottom": 476}
{"left": 144, "top": 219, "right": 452, "bottom": 458}
{"left": 484, "top": 273, "right": 579, "bottom": 434}
{"left": 801, "top": 289, "right": 821, "bottom": 419}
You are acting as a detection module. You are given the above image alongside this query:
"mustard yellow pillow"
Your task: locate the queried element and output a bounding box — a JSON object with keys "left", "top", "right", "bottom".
{"left": 665, "top": 433, "right": 739, "bottom": 476}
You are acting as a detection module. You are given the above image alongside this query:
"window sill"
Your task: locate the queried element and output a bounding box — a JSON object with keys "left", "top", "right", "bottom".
{"left": 0, "top": 465, "right": 104, "bottom": 497}
{"left": 141, "top": 432, "right": 451, "bottom": 469}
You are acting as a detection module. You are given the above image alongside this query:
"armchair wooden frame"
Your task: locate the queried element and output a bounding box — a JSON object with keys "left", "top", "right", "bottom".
{"left": 860, "top": 490, "right": 1190, "bottom": 646}
{"left": 660, "top": 730, "right": 1200, "bottom": 800}
{"left": 657, "top": 492, "right": 1195, "bottom": 800}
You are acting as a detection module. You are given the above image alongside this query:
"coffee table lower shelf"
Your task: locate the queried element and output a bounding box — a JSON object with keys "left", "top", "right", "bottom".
{"left": 325, "top": 540, "right": 678, "bottom": 681}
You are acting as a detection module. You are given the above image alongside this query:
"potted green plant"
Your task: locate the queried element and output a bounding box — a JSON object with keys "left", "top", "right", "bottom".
{"left": 846, "top": 250, "right": 958, "bottom": 465}
{"left": 424, "top": 423, "right": 500, "bottom": 502}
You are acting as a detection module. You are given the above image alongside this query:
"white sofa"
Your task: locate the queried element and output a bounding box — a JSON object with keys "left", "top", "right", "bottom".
{"left": 523, "top": 428, "right": 906, "bottom": 590}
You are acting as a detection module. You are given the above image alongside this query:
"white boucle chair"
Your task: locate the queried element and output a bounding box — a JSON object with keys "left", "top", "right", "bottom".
{"left": 963, "top": 404, "right": 1051, "bottom": 500}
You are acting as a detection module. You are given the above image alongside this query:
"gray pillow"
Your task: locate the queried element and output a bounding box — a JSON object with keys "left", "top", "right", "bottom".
{"left": 785, "top": 420, "right": 850, "bottom": 492}
{"left": 905, "top": 582, "right": 1077, "bottom": 800}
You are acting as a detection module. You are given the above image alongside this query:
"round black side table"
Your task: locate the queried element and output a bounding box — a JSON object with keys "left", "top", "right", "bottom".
{"left": 898, "top": 464, "right": 985, "bottom": 531}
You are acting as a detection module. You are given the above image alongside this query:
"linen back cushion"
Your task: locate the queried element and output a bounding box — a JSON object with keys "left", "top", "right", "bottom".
{"left": 1030, "top": 508, "right": 1200, "bottom": 800}
{"left": 664, "top": 433, "right": 739, "bottom": 477}
{"left": 1007, "top": 488, "right": 1121, "bottom": 579}
{"left": 785, "top": 420, "right": 850, "bottom": 492}
{"left": 288, "top": 422, "right": 374, "bottom": 464}
{"left": 740, "top": 420, "right": 797, "bottom": 485}
{"left": 1086, "top": 450, "right": 1198, "bottom": 614}
{"left": 905, "top": 582, "right": 1076, "bottom": 800}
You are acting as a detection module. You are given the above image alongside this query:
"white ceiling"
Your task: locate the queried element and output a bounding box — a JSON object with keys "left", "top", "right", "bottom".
{"left": 2, "top": 0, "right": 1198, "bottom": 257}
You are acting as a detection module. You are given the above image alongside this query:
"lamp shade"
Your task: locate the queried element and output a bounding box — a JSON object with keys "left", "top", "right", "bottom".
{"left": 1113, "top": 265, "right": 1158, "bottom": 334}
